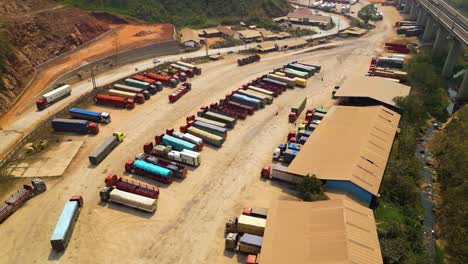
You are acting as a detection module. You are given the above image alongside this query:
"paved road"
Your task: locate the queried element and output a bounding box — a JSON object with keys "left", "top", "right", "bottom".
{"left": 0, "top": 14, "right": 350, "bottom": 160}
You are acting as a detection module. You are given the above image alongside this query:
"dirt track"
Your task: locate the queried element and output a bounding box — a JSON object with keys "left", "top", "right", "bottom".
{"left": 0, "top": 6, "right": 401, "bottom": 264}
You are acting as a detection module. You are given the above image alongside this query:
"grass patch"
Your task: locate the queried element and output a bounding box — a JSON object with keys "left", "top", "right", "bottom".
{"left": 435, "top": 244, "right": 446, "bottom": 264}
{"left": 375, "top": 201, "right": 404, "bottom": 223}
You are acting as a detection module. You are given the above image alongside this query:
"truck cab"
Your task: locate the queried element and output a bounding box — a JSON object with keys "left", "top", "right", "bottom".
{"left": 272, "top": 148, "right": 281, "bottom": 160}
{"left": 113, "top": 132, "right": 125, "bottom": 142}
{"left": 87, "top": 122, "right": 100, "bottom": 134}
{"left": 261, "top": 165, "right": 271, "bottom": 178}
{"left": 101, "top": 112, "right": 111, "bottom": 123}
{"left": 36, "top": 99, "right": 47, "bottom": 110}
{"left": 288, "top": 112, "right": 297, "bottom": 123}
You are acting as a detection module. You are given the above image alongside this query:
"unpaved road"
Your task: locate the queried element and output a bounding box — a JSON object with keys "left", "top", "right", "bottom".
{"left": 0, "top": 6, "right": 401, "bottom": 264}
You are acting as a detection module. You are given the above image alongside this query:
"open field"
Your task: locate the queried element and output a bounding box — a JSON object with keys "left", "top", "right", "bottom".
{"left": 0, "top": 5, "right": 401, "bottom": 264}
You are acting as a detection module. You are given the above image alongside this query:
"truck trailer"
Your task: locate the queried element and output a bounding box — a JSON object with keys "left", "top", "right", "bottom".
{"left": 94, "top": 94, "right": 135, "bottom": 109}
{"left": 186, "top": 126, "right": 224, "bottom": 147}
{"left": 125, "top": 159, "right": 173, "bottom": 184}
{"left": 114, "top": 84, "right": 150, "bottom": 100}
{"left": 237, "top": 89, "right": 273, "bottom": 104}
{"left": 175, "top": 61, "right": 202, "bottom": 75}
{"left": 146, "top": 73, "right": 177, "bottom": 87}
{"left": 88, "top": 132, "right": 124, "bottom": 165}
{"left": 169, "top": 130, "right": 204, "bottom": 150}
{"left": 104, "top": 174, "right": 160, "bottom": 199}
{"left": 198, "top": 110, "right": 236, "bottom": 128}
{"left": 156, "top": 134, "right": 198, "bottom": 151}
{"left": 100, "top": 187, "right": 157, "bottom": 213}
{"left": 51, "top": 118, "right": 99, "bottom": 134}
{"left": 145, "top": 144, "right": 201, "bottom": 167}
{"left": 108, "top": 89, "right": 145, "bottom": 104}
{"left": 36, "top": 84, "right": 72, "bottom": 110}
{"left": 289, "top": 97, "right": 307, "bottom": 122}
{"left": 69, "top": 108, "right": 111, "bottom": 124}
{"left": 136, "top": 152, "right": 188, "bottom": 178}
{"left": 247, "top": 86, "right": 277, "bottom": 97}
{"left": 231, "top": 93, "right": 263, "bottom": 109}
{"left": 192, "top": 120, "right": 228, "bottom": 138}
{"left": 50, "top": 195, "right": 83, "bottom": 251}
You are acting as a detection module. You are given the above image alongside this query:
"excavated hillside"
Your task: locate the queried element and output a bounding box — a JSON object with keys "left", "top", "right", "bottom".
{"left": 0, "top": 0, "right": 110, "bottom": 113}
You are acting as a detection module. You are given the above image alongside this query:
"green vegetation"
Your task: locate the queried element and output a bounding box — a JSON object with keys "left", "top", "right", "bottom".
{"left": 445, "top": 0, "right": 468, "bottom": 18}
{"left": 0, "top": 23, "right": 11, "bottom": 84}
{"left": 431, "top": 106, "right": 468, "bottom": 263}
{"left": 60, "top": 0, "right": 289, "bottom": 27}
{"left": 358, "top": 4, "right": 382, "bottom": 25}
{"left": 376, "top": 49, "right": 453, "bottom": 263}
{"left": 296, "top": 175, "right": 327, "bottom": 202}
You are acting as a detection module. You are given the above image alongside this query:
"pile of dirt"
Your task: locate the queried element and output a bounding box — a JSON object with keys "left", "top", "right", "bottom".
{"left": 0, "top": 0, "right": 110, "bottom": 113}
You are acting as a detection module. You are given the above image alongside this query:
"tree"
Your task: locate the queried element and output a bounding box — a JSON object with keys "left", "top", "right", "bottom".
{"left": 296, "top": 174, "right": 326, "bottom": 201}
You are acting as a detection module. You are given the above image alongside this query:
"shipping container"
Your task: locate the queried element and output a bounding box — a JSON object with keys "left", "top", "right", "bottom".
{"left": 202, "top": 111, "right": 236, "bottom": 128}
{"left": 186, "top": 126, "right": 224, "bottom": 147}
{"left": 237, "top": 214, "right": 266, "bottom": 236}
{"left": 238, "top": 234, "right": 263, "bottom": 254}
{"left": 237, "top": 89, "right": 273, "bottom": 104}
{"left": 94, "top": 94, "right": 135, "bottom": 109}
{"left": 36, "top": 85, "right": 72, "bottom": 110}
{"left": 88, "top": 133, "right": 124, "bottom": 165}
{"left": 50, "top": 196, "right": 83, "bottom": 251}
{"left": 247, "top": 86, "right": 276, "bottom": 97}
{"left": 125, "top": 160, "right": 173, "bottom": 184}
{"left": 51, "top": 118, "right": 99, "bottom": 134}
{"left": 192, "top": 120, "right": 228, "bottom": 138}
{"left": 108, "top": 89, "right": 145, "bottom": 104}
{"left": 231, "top": 93, "right": 263, "bottom": 109}
{"left": 100, "top": 187, "right": 156, "bottom": 213}
{"left": 114, "top": 84, "right": 150, "bottom": 100}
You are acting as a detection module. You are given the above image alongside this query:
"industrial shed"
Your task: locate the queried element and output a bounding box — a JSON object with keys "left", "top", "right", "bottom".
{"left": 284, "top": 12, "right": 333, "bottom": 29}
{"left": 179, "top": 28, "right": 202, "bottom": 48}
{"left": 259, "top": 199, "right": 383, "bottom": 264}
{"left": 287, "top": 105, "right": 401, "bottom": 206}
{"left": 335, "top": 76, "right": 411, "bottom": 112}
{"left": 238, "top": 29, "right": 263, "bottom": 42}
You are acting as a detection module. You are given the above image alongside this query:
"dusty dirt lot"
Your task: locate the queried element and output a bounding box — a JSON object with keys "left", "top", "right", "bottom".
{"left": 0, "top": 23, "right": 175, "bottom": 127}
{"left": 0, "top": 6, "right": 401, "bottom": 264}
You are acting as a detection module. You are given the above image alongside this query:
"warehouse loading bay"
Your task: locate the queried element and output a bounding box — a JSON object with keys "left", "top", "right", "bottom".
{"left": 0, "top": 6, "right": 402, "bottom": 264}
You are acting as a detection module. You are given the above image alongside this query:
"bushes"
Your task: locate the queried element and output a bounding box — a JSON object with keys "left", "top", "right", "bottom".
{"left": 296, "top": 175, "right": 327, "bottom": 201}
{"left": 0, "top": 29, "right": 11, "bottom": 84}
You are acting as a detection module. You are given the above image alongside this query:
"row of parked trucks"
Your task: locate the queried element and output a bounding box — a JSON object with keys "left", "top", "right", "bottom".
{"left": 368, "top": 56, "right": 408, "bottom": 82}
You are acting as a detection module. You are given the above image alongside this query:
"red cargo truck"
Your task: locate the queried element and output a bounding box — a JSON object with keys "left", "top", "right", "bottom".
{"left": 169, "top": 83, "right": 192, "bottom": 103}
{"left": 146, "top": 73, "right": 177, "bottom": 88}
{"left": 104, "top": 174, "right": 159, "bottom": 199}
{"left": 94, "top": 94, "right": 135, "bottom": 109}
{"left": 132, "top": 75, "right": 156, "bottom": 84}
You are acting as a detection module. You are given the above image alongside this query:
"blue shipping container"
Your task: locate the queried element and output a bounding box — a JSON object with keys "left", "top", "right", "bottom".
{"left": 50, "top": 200, "right": 80, "bottom": 251}
{"left": 232, "top": 93, "right": 262, "bottom": 106}
{"left": 162, "top": 135, "right": 196, "bottom": 151}
{"left": 134, "top": 160, "right": 173, "bottom": 178}
{"left": 288, "top": 143, "right": 302, "bottom": 151}
{"left": 51, "top": 118, "right": 89, "bottom": 133}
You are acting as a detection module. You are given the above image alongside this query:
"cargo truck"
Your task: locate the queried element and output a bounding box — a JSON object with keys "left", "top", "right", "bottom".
{"left": 169, "top": 83, "right": 191, "bottom": 103}
{"left": 231, "top": 93, "right": 263, "bottom": 109}
{"left": 193, "top": 117, "right": 227, "bottom": 128}
{"left": 290, "top": 61, "right": 321, "bottom": 72}
{"left": 104, "top": 174, "right": 159, "bottom": 199}
{"left": 51, "top": 118, "right": 99, "bottom": 134}
{"left": 260, "top": 77, "right": 288, "bottom": 90}
{"left": 238, "top": 54, "right": 261, "bottom": 66}
{"left": 268, "top": 74, "right": 296, "bottom": 88}
{"left": 261, "top": 164, "right": 299, "bottom": 183}
{"left": 108, "top": 89, "right": 145, "bottom": 104}
{"left": 114, "top": 84, "right": 150, "bottom": 100}
{"left": 246, "top": 85, "right": 277, "bottom": 97}
{"left": 288, "top": 97, "right": 307, "bottom": 123}
{"left": 167, "top": 130, "right": 204, "bottom": 150}
{"left": 144, "top": 144, "right": 201, "bottom": 167}
{"left": 136, "top": 152, "right": 188, "bottom": 178}
{"left": 170, "top": 64, "right": 195, "bottom": 77}
{"left": 50, "top": 195, "right": 83, "bottom": 251}
{"left": 224, "top": 233, "right": 263, "bottom": 254}
{"left": 175, "top": 61, "right": 202, "bottom": 75}
{"left": 0, "top": 179, "right": 46, "bottom": 223}
{"left": 94, "top": 94, "right": 135, "bottom": 109}
{"left": 242, "top": 207, "right": 268, "bottom": 219}
{"left": 198, "top": 110, "right": 236, "bottom": 128}
{"left": 225, "top": 214, "right": 266, "bottom": 236}
{"left": 191, "top": 120, "right": 228, "bottom": 138}
{"left": 237, "top": 89, "right": 273, "bottom": 104}
{"left": 36, "top": 84, "right": 72, "bottom": 110}
{"left": 186, "top": 126, "right": 224, "bottom": 147}
{"left": 88, "top": 132, "right": 124, "bottom": 165}
{"left": 123, "top": 79, "right": 157, "bottom": 95}
{"left": 146, "top": 72, "right": 177, "bottom": 87}
{"left": 155, "top": 134, "right": 198, "bottom": 151}
{"left": 69, "top": 108, "right": 111, "bottom": 124}
{"left": 223, "top": 100, "right": 255, "bottom": 115}
{"left": 100, "top": 187, "right": 157, "bottom": 213}
{"left": 125, "top": 159, "right": 173, "bottom": 184}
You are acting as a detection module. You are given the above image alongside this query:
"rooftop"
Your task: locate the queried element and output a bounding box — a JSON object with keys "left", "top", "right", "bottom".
{"left": 260, "top": 199, "right": 383, "bottom": 264}
{"left": 216, "top": 25, "right": 238, "bottom": 36}
{"left": 180, "top": 28, "right": 201, "bottom": 44}
{"left": 238, "top": 29, "right": 262, "bottom": 39}
{"left": 287, "top": 105, "right": 400, "bottom": 195}
{"left": 287, "top": 12, "right": 332, "bottom": 24}
{"left": 335, "top": 76, "right": 411, "bottom": 107}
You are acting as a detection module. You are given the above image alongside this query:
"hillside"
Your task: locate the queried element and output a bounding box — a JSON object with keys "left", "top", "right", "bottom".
{"left": 0, "top": 0, "right": 110, "bottom": 113}
{"left": 60, "top": 0, "right": 290, "bottom": 27}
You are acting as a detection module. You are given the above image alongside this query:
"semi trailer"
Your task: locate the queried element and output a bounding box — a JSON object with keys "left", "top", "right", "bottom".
{"left": 36, "top": 84, "right": 72, "bottom": 110}
{"left": 100, "top": 187, "right": 157, "bottom": 213}
{"left": 198, "top": 110, "right": 236, "bottom": 128}
{"left": 50, "top": 195, "right": 83, "bottom": 251}
{"left": 186, "top": 126, "right": 224, "bottom": 147}
{"left": 51, "top": 118, "right": 99, "bottom": 134}
{"left": 108, "top": 89, "right": 145, "bottom": 104}
{"left": 191, "top": 120, "right": 228, "bottom": 138}
{"left": 114, "top": 84, "right": 150, "bottom": 100}
{"left": 69, "top": 108, "right": 111, "bottom": 124}
{"left": 88, "top": 132, "right": 124, "bottom": 165}
{"left": 94, "top": 94, "right": 135, "bottom": 109}
{"left": 146, "top": 73, "right": 177, "bottom": 88}
{"left": 238, "top": 54, "right": 261, "bottom": 66}
{"left": 136, "top": 152, "right": 188, "bottom": 178}
{"left": 175, "top": 61, "right": 202, "bottom": 75}
{"left": 104, "top": 174, "right": 159, "bottom": 199}
{"left": 125, "top": 159, "right": 173, "bottom": 184}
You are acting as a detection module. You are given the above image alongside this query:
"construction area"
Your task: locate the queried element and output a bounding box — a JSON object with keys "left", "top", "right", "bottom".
{"left": 0, "top": 3, "right": 415, "bottom": 264}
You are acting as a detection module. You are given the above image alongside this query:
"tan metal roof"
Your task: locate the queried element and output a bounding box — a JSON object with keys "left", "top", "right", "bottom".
{"left": 216, "top": 25, "right": 238, "bottom": 36}
{"left": 287, "top": 12, "right": 332, "bottom": 24}
{"left": 276, "top": 38, "right": 308, "bottom": 48}
{"left": 202, "top": 28, "right": 219, "bottom": 35}
{"left": 180, "top": 28, "right": 201, "bottom": 44}
{"left": 256, "top": 28, "right": 274, "bottom": 37}
{"left": 287, "top": 105, "right": 400, "bottom": 195}
{"left": 238, "top": 29, "right": 262, "bottom": 39}
{"left": 257, "top": 41, "right": 277, "bottom": 51}
{"left": 335, "top": 76, "right": 411, "bottom": 107}
{"left": 260, "top": 199, "right": 383, "bottom": 264}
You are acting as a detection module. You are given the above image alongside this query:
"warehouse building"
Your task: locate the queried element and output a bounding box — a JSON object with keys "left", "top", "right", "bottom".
{"left": 276, "top": 12, "right": 333, "bottom": 29}
{"left": 238, "top": 29, "right": 263, "bottom": 42}
{"left": 259, "top": 199, "right": 383, "bottom": 264}
{"left": 216, "top": 25, "right": 240, "bottom": 40}
{"left": 334, "top": 76, "right": 411, "bottom": 112}
{"left": 199, "top": 28, "right": 221, "bottom": 38}
{"left": 255, "top": 28, "right": 277, "bottom": 40}
{"left": 287, "top": 105, "right": 401, "bottom": 206}
{"left": 180, "top": 28, "right": 202, "bottom": 48}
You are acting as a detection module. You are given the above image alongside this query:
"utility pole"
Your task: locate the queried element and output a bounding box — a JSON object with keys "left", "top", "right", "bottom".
{"left": 90, "top": 66, "right": 97, "bottom": 89}
{"left": 205, "top": 43, "right": 209, "bottom": 57}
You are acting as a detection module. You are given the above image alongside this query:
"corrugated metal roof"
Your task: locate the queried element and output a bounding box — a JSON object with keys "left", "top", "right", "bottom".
{"left": 238, "top": 29, "right": 262, "bottom": 39}
{"left": 287, "top": 105, "right": 400, "bottom": 195}
{"left": 287, "top": 12, "right": 332, "bottom": 24}
{"left": 260, "top": 199, "right": 383, "bottom": 264}
{"left": 180, "top": 28, "right": 201, "bottom": 44}
{"left": 216, "top": 25, "right": 238, "bottom": 36}
{"left": 335, "top": 76, "right": 411, "bottom": 107}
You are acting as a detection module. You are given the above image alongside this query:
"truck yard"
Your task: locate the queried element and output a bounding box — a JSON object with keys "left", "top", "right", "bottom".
{"left": 0, "top": 5, "right": 403, "bottom": 264}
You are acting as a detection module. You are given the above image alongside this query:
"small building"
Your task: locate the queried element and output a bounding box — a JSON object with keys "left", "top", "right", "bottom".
{"left": 216, "top": 25, "right": 240, "bottom": 40}
{"left": 284, "top": 12, "right": 333, "bottom": 29}
{"left": 260, "top": 199, "right": 383, "bottom": 264}
{"left": 276, "top": 38, "right": 308, "bottom": 50}
{"left": 334, "top": 76, "right": 411, "bottom": 112}
{"left": 287, "top": 105, "right": 401, "bottom": 207}
{"left": 256, "top": 41, "right": 278, "bottom": 52}
{"left": 256, "top": 28, "right": 276, "bottom": 40}
{"left": 238, "top": 29, "right": 263, "bottom": 42}
{"left": 179, "top": 28, "right": 201, "bottom": 48}
{"left": 199, "top": 27, "right": 221, "bottom": 38}
{"left": 276, "top": 31, "right": 291, "bottom": 39}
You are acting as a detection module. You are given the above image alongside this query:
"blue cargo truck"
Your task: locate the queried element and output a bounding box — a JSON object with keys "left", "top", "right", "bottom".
{"left": 51, "top": 118, "right": 99, "bottom": 134}
{"left": 158, "top": 134, "right": 197, "bottom": 151}
{"left": 69, "top": 108, "right": 111, "bottom": 124}
{"left": 231, "top": 93, "right": 263, "bottom": 109}
{"left": 50, "top": 195, "right": 83, "bottom": 251}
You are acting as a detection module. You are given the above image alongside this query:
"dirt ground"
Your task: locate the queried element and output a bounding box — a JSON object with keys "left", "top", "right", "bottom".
{"left": 0, "top": 23, "right": 175, "bottom": 127}
{"left": 206, "top": 37, "right": 225, "bottom": 46}
{"left": 0, "top": 6, "right": 402, "bottom": 264}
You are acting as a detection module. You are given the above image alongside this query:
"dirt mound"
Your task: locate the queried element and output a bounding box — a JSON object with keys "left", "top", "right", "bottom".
{"left": 0, "top": 1, "right": 110, "bottom": 113}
